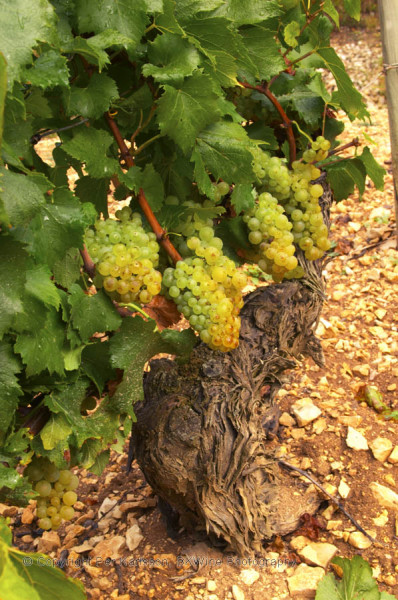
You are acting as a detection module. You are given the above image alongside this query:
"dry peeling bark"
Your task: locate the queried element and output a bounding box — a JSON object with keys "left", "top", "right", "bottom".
{"left": 132, "top": 187, "right": 332, "bottom": 556}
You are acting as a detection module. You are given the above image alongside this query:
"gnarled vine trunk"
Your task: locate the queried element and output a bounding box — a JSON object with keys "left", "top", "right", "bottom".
{"left": 132, "top": 186, "right": 332, "bottom": 556}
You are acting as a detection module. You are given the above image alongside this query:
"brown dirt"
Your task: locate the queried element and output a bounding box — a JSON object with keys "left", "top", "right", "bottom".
{"left": 10, "top": 25, "right": 398, "bottom": 600}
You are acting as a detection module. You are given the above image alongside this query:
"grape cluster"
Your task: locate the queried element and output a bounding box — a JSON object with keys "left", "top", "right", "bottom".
{"left": 162, "top": 222, "right": 247, "bottom": 352}
{"left": 249, "top": 137, "right": 331, "bottom": 280}
{"left": 84, "top": 206, "right": 162, "bottom": 305}
{"left": 25, "top": 458, "right": 79, "bottom": 531}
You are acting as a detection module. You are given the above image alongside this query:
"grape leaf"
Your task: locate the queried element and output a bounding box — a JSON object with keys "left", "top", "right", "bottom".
{"left": 191, "top": 147, "right": 216, "bottom": 200}
{"left": 322, "top": 0, "right": 339, "bottom": 27}
{"left": 68, "top": 285, "right": 122, "bottom": 342}
{"left": 81, "top": 340, "right": 116, "bottom": 394}
{"left": 0, "top": 168, "right": 45, "bottom": 227}
{"left": 194, "top": 121, "right": 256, "bottom": 184}
{"left": 25, "top": 265, "right": 61, "bottom": 309}
{"left": 142, "top": 164, "right": 165, "bottom": 212}
{"left": 0, "top": 238, "right": 28, "bottom": 339}
{"left": 62, "top": 127, "right": 119, "bottom": 179}
{"left": 0, "top": 340, "right": 22, "bottom": 441}
{"left": 0, "top": 54, "right": 7, "bottom": 154}
{"left": 22, "top": 48, "right": 69, "bottom": 89}
{"left": 63, "top": 73, "right": 119, "bottom": 119}
{"left": 359, "top": 147, "right": 385, "bottom": 190}
{"left": 325, "top": 157, "right": 366, "bottom": 201}
{"left": 230, "top": 184, "right": 255, "bottom": 214}
{"left": 40, "top": 414, "right": 72, "bottom": 451}
{"left": 174, "top": 0, "right": 224, "bottom": 22}
{"left": 143, "top": 33, "right": 201, "bottom": 84}
{"left": 53, "top": 249, "right": 82, "bottom": 289}
{"left": 343, "top": 0, "right": 361, "bottom": 21}
{"left": 75, "top": 176, "right": 110, "bottom": 217}
{"left": 0, "top": 466, "right": 32, "bottom": 505}
{"left": 14, "top": 308, "right": 66, "bottom": 376}
{"left": 221, "top": 0, "right": 282, "bottom": 25}
{"left": 0, "top": 0, "right": 57, "bottom": 87}
{"left": 315, "top": 556, "right": 381, "bottom": 600}
{"left": 284, "top": 21, "right": 300, "bottom": 48}
{"left": 156, "top": 71, "right": 222, "bottom": 154}
{"left": 75, "top": 0, "right": 148, "bottom": 53}
{"left": 30, "top": 189, "right": 96, "bottom": 269}
{"left": 240, "top": 25, "right": 285, "bottom": 81}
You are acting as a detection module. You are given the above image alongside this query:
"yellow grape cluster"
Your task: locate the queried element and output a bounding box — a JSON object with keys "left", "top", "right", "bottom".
{"left": 25, "top": 458, "right": 79, "bottom": 531}
{"left": 84, "top": 206, "right": 162, "bottom": 305}
{"left": 162, "top": 222, "right": 247, "bottom": 351}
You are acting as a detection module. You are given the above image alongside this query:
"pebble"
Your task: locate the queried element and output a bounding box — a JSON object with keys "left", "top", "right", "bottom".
{"left": 36, "top": 531, "right": 61, "bottom": 553}
{"left": 346, "top": 426, "right": 368, "bottom": 450}
{"left": 338, "top": 480, "right": 350, "bottom": 499}
{"left": 98, "top": 497, "right": 119, "bottom": 518}
{"left": 126, "top": 523, "right": 144, "bottom": 551}
{"left": 370, "top": 437, "right": 393, "bottom": 462}
{"left": 348, "top": 532, "right": 373, "bottom": 549}
{"left": 291, "top": 399, "right": 322, "bottom": 427}
{"left": 326, "top": 520, "right": 343, "bottom": 531}
{"left": 239, "top": 568, "right": 260, "bottom": 586}
{"left": 207, "top": 580, "right": 217, "bottom": 592}
{"left": 72, "top": 541, "right": 94, "bottom": 553}
{"left": 298, "top": 542, "right": 338, "bottom": 569}
{"left": 0, "top": 504, "right": 18, "bottom": 517}
{"left": 290, "top": 536, "right": 313, "bottom": 551}
{"left": 352, "top": 364, "right": 370, "bottom": 377}
{"left": 21, "top": 504, "right": 35, "bottom": 525}
{"left": 287, "top": 563, "right": 325, "bottom": 597}
{"left": 370, "top": 482, "right": 398, "bottom": 510}
{"left": 387, "top": 446, "right": 398, "bottom": 464}
{"left": 91, "top": 536, "right": 126, "bottom": 560}
{"left": 232, "top": 585, "right": 245, "bottom": 600}
{"left": 279, "top": 412, "right": 296, "bottom": 427}
{"left": 372, "top": 511, "right": 388, "bottom": 527}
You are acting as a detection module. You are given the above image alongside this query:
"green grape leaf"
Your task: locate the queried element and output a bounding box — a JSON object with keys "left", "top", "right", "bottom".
{"left": 63, "top": 73, "right": 119, "bottom": 119}
{"left": 0, "top": 238, "right": 28, "bottom": 339}
{"left": 0, "top": 523, "right": 86, "bottom": 600}
{"left": 88, "top": 448, "right": 111, "bottom": 475}
{"left": 174, "top": 0, "right": 224, "bottom": 22}
{"left": 0, "top": 466, "right": 32, "bottom": 505}
{"left": 322, "top": 0, "right": 339, "bottom": 27}
{"left": 194, "top": 121, "right": 256, "bottom": 184}
{"left": 239, "top": 25, "right": 285, "bottom": 81}
{"left": 0, "top": 340, "right": 22, "bottom": 441}
{"left": 284, "top": 21, "right": 301, "bottom": 48}
{"left": 109, "top": 316, "right": 197, "bottom": 411}
{"left": 40, "top": 414, "right": 72, "bottom": 451}
{"left": 53, "top": 249, "right": 82, "bottom": 289}
{"left": 316, "top": 47, "right": 368, "bottom": 120}
{"left": 221, "top": 0, "right": 282, "bottom": 25}
{"left": 22, "top": 48, "right": 70, "bottom": 89}
{"left": 75, "top": 0, "right": 148, "bottom": 53}
{"left": 343, "top": 0, "right": 361, "bottom": 21}
{"left": 315, "top": 556, "right": 381, "bottom": 600}
{"left": 156, "top": 71, "right": 222, "bottom": 154}
{"left": 81, "top": 340, "right": 116, "bottom": 394}
{"left": 0, "top": 53, "right": 7, "bottom": 154}
{"left": 14, "top": 308, "right": 66, "bottom": 376}
{"left": 143, "top": 33, "right": 201, "bottom": 84}
{"left": 68, "top": 286, "right": 122, "bottom": 342}
{"left": 230, "top": 184, "right": 255, "bottom": 214}
{"left": 359, "top": 146, "right": 385, "bottom": 190}
{"left": 75, "top": 176, "right": 110, "bottom": 217}
{"left": 25, "top": 265, "right": 61, "bottom": 309}
{"left": 142, "top": 164, "right": 165, "bottom": 212}
{"left": 0, "top": 0, "right": 57, "bottom": 87}
{"left": 62, "top": 127, "right": 119, "bottom": 179}
{"left": 325, "top": 157, "right": 366, "bottom": 201}
{"left": 30, "top": 189, "right": 96, "bottom": 269}
{"left": 0, "top": 168, "right": 46, "bottom": 227}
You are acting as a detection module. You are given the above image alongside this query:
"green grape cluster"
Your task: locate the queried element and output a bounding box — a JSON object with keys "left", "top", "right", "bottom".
{"left": 162, "top": 222, "right": 247, "bottom": 352}
{"left": 211, "top": 181, "right": 230, "bottom": 204}
{"left": 85, "top": 206, "right": 162, "bottom": 305}
{"left": 249, "top": 138, "right": 331, "bottom": 280}
{"left": 25, "top": 457, "right": 79, "bottom": 531}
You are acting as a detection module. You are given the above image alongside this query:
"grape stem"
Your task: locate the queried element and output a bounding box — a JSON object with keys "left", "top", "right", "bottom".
{"left": 327, "top": 137, "right": 360, "bottom": 157}
{"left": 80, "top": 245, "right": 96, "bottom": 278}
{"left": 239, "top": 81, "right": 296, "bottom": 166}
{"left": 105, "top": 112, "right": 182, "bottom": 264}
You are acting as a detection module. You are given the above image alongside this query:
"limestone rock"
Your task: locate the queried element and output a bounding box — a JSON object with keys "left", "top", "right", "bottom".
{"left": 37, "top": 531, "right": 61, "bottom": 554}
{"left": 239, "top": 568, "right": 260, "bottom": 586}
{"left": 290, "top": 536, "right": 313, "bottom": 551}
{"left": 298, "top": 542, "right": 338, "bottom": 569}
{"left": 338, "top": 480, "right": 350, "bottom": 499}
{"left": 98, "top": 497, "right": 119, "bottom": 519}
{"left": 207, "top": 580, "right": 217, "bottom": 592}
{"left": 348, "top": 532, "right": 372, "bottom": 549}
{"left": 232, "top": 585, "right": 245, "bottom": 600}
{"left": 346, "top": 426, "right": 368, "bottom": 451}
{"left": 72, "top": 541, "right": 95, "bottom": 553}
{"left": 279, "top": 412, "right": 295, "bottom": 427}
{"left": 0, "top": 504, "right": 18, "bottom": 518}
{"left": 372, "top": 511, "right": 388, "bottom": 527}
{"left": 21, "top": 504, "right": 35, "bottom": 525}
{"left": 370, "top": 437, "right": 393, "bottom": 462}
{"left": 125, "top": 523, "right": 144, "bottom": 551}
{"left": 370, "top": 482, "right": 398, "bottom": 510}
{"left": 287, "top": 563, "right": 325, "bottom": 598}
{"left": 388, "top": 446, "right": 398, "bottom": 464}
{"left": 291, "top": 399, "right": 322, "bottom": 427}
{"left": 91, "top": 535, "right": 126, "bottom": 560}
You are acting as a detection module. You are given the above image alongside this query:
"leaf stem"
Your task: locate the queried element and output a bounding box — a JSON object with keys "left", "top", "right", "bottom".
{"left": 105, "top": 112, "right": 182, "bottom": 264}
{"left": 327, "top": 137, "right": 360, "bottom": 156}
{"left": 134, "top": 133, "right": 163, "bottom": 156}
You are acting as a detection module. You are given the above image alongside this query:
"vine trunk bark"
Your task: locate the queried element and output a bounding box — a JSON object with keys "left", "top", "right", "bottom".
{"left": 132, "top": 186, "right": 332, "bottom": 556}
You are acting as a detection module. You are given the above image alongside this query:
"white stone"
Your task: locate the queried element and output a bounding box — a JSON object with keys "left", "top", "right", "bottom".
{"left": 348, "top": 532, "right": 373, "bottom": 549}
{"left": 338, "top": 480, "right": 350, "bottom": 499}
{"left": 370, "top": 482, "right": 398, "bottom": 510}
{"left": 291, "top": 399, "right": 322, "bottom": 427}
{"left": 207, "top": 580, "right": 217, "bottom": 592}
{"left": 232, "top": 585, "right": 245, "bottom": 600}
{"left": 298, "top": 542, "right": 338, "bottom": 569}
{"left": 279, "top": 412, "right": 295, "bottom": 427}
{"left": 36, "top": 531, "right": 61, "bottom": 553}
{"left": 346, "top": 426, "right": 368, "bottom": 450}
{"left": 98, "top": 497, "right": 119, "bottom": 518}
{"left": 290, "top": 536, "right": 313, "bottom": 551}
{"left": 239, "top": 568, "right": 260, "bottom": 586}
{"left": 125, "top": 523, "right": 144, "bottom": 551}
{"left": 388, "top": 446, "right": 398, "bottom": 464}
{"left": 91, "top": 535, "right": 126, "bottom": 560}
{"left": 370, "top": 437, "right": 393, "bottom": 462}
{"left": 287, "top": 563, "right": 325, "bottom": 598}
